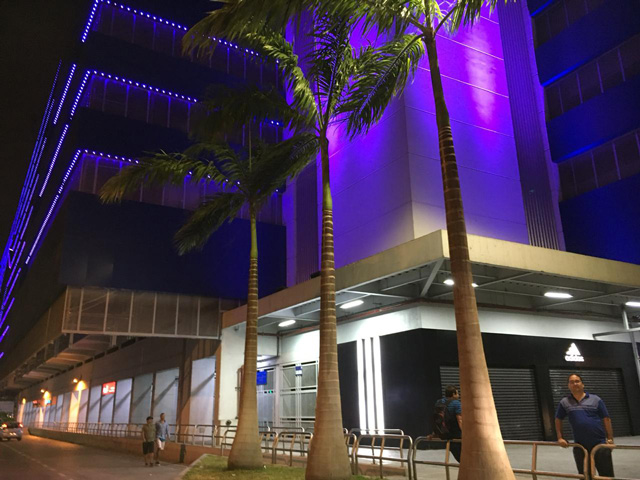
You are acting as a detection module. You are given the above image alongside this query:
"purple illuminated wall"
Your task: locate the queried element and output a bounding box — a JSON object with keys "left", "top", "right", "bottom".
{"left": 286, "top": 9, "right": 529, "bottom": 274}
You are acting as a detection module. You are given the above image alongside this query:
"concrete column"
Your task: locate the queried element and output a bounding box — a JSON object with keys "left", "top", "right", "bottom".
{"left": 113, "top": 378, "right": 132, "bottom": 423}
{"left": 153, "top": 368, "right": 179, "bottom": 425}
{"left": 130, "top": 373, "right": 153, "bottom": 424}
{"left": 87, "top": 385, "right": 101, "bottom": 423}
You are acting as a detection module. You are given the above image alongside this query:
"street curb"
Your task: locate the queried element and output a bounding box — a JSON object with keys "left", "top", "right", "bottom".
{"left": 177, "top": 453, "right": 211, "bottom": 479}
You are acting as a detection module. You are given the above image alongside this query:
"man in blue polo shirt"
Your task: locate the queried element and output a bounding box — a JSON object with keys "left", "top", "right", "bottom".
{"left": 555, "top": 373, "right": 614, "bottom": 479}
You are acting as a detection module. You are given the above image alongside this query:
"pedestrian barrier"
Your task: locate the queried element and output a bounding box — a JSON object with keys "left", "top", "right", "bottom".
{"left": 27, "top": 421, "right": 639, "bottom": 479}
{"left": 591, "top": 444, "right": 640, "bottom": 480}
{"left": 353, "top": 433, "right": 413, "bottom": 480}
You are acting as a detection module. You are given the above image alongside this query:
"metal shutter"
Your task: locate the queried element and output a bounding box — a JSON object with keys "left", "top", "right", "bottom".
{"left": 440, "top": 366, "right": 544, "bottom": 440}
{"left": 549, "top": 369, "right": 631, "bottom": 440}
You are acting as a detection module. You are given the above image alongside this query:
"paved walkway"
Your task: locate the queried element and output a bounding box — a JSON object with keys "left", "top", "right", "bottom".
{"left": 0, "top": 432, "right": 185, "bottom": 480}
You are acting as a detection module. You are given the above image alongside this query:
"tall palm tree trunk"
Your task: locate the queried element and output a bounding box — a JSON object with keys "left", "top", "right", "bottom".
{"left": 423, "top": 29, "right": 515, "bottom": 480}
{"left": 306, "top": 136, "right": 351, "bottom": 480}
{"left": 228, "top": 208, "right": 263, "bottom": 470}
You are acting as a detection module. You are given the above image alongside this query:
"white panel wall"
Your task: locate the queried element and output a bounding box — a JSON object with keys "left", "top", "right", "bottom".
{"left": 99, "top": 391, "right": 115, "bottom": 423}
{"left": 87, "top": 385, "right": 101, "bottom": 423}
{"left": 113, "top": 378, "right": 133, "bottom": 423}
{"left": 189, "top": 357, "right": 216, "bottom": 426}
{"left": 77, "top": 389, "right": 89, "bottom": 424}
{"left": 60, "top": 392, "right": 71, "bottom": 423}
{"left": 130, "top": 373, "right": 153, "bottom": 424}
{"left": 153, "top": 368, "right": 179, "bottom": 425}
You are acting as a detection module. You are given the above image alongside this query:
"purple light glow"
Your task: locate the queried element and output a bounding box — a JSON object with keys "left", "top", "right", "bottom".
{"left": 53, "top": 64, "right": 77, "bottom": 125}
{"left": 0, "top": 299, "right": 13, "bottom": 328}
{"left": 0, "top": 326, "right": 9, "bottom": 343}
{"left": 0, "top": 352, "right": 4, "bottom": 360}
{"left": 2, "top": 268, "right": 20, "bottom": 307}
{"left": 39, "top": 124, "right": 69, "bottom": 197}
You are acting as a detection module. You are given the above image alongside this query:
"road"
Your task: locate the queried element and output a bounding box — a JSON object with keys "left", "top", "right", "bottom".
{"left": 0, "top": 432, "right": 185, "bottom": 480}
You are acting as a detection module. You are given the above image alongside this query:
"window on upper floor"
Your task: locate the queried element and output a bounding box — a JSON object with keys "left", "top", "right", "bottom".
{"left": 558, "top": 129, "right": 640, "bottom": 201}
{"left": 544, "top": 34, "right": 640, "bottom": 121}
{"left": 533, "top": 0, "right": 606, "bottom": 47}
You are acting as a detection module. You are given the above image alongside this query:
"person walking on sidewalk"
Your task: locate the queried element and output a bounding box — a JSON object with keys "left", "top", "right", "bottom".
{"left": 155, "top": 412, "right": 170, "bottom": 466}
{"left": 556, "top": 373, "right": 615, "bottom": 479}
{"left": 141, "top": 416, "right": 156, "bottom": 467}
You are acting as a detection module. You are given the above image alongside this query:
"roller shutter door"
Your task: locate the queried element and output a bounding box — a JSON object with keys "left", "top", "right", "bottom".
{"left": 440, "top": 366, "right": 544, "bottom": 440}
{"left": 550, "top": 369, "right": 631, "bottom": 440}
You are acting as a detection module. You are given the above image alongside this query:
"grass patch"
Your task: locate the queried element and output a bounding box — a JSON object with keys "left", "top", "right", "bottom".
{"left": 183, "top": 455, "right": 387, "bottom": 480}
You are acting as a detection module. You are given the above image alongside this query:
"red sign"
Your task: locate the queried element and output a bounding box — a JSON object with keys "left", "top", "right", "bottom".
{"left": 102, "top": 382, "right": 116, "bottom": 395}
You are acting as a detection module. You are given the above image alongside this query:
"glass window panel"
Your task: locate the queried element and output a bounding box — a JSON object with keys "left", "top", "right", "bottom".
{"left": 130, "top": 292, "right": 154, "bottom": 333}
{"left": 246, "top": 57, "right": 262, "bottom": 84}
{"left": 177, "top": 295, "right": 198, "bottom": 336}
{"left": 198, "top": 298, "right": 220, "bottom": 337}
{"left": 79, "top": 288, "right": 108, "bottom": 332}
{"left": 87, "top": 77, "right": 106, "bottom": 111}
{"left": 614, "top": 133, "right": 640, "bottom": 178}
{"left": 592, "top": 144, "right": 619, "bottom": 187}
{"left": 229, "top": 50, "right": 245, "bottom": 79}
{"left": 572, "top": 153, "right": 597, "bottom": 195}
{"left": 301, "top": 364, "right": 317, "bottom": 388}
{"left": 64, "top": 287, "right": 82, "bottom": 330}
{"left": 281, "top": 394, "right": 296, "bottom": 418}
{"left": 127, "top": 87, "right": 149, "bottom": 123}
{"left": 169, "top": 99, "right": 189, "bottom": 132}
{"left": 141, "top": 183, "right": 164, "bottom": 206}
{"left": 558, "top": 161, "right": 576, "bottom": 200}
{"left": 547, "top": 3, "right": 568, "bottom": 39}
{"left": 155, "top": 23, "right": 174, "bottom": 56}
{"left": 94, "top": 4, "right": 113, "bottom": 35}
{"left": 184, "top": 180, "right": 202, "bottom": 211}
{"left": 149, "top": 94, "right": 169, "bottom": 127}
{"left": 103, "top": 80, "right": 127, "bottom": 117}
{"left": 598, "top": 49, "right": 623, "bottom": 91}
{"left": 300, "top": 392, "right": 316, "bottom": 418}
{"left": 282, "top": 368, "right": 297, "bottom": 390}
{"left": 565, "top": 0, "right": 587, "bottom": 24}
{"left": 577, "top": 62, "right": 601, "bottom": 103}
{"left": 210, "top": 45, "right": 229, "bottom": 73}
{"left": 620, "top": 35, "right": 640, "bottom": 80}
{"left": 133, "top": 17, "right": 154, "bottom": 50}
{"left": 558, "top": 74, "right": 581, "bottom": 112}
{"left": 154, "top": 293, "right": 177, "bottom": 334}
{"left": 545, "top": 85, "right": 563, "bottom": 119}
{"left": 163, "top": 183, "right": 184, "bottom": 209}
{"left": 534, "top": 14, "right": 551, "bottom": 46}
{"left": 106, "top": 290, "right": 131, "bottom": 333}
{"left": 94, "top": 160, "right": 120, "bottom": 193}
{"left": 79, "top": 156, "right": 97, "bottom": 193}
{"left": 111, "top": 9, "right": 134, "bottom": 42}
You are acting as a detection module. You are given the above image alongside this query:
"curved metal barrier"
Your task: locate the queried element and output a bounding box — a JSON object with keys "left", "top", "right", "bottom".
{"left": 354, "top": 433, "right": 413, "bottom": 480}
{"left": 272, "top": 431, "right": 313, "bottom": 466}
{"left": 591, "top": 443, "right": 640, "bottom": 480}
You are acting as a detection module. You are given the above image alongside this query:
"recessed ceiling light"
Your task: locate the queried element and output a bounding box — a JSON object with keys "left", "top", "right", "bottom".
{"left": 472, "top": 283, "right": 478, "bottom": 288}
{"left": 340, "top": 299, "right": 364, "bottom": 310}
{"left": 544, "top": 291, "right": 573, "bottom": 299}
{"left": 444, "top": 279, "right": 454, "bottom": 286}
{"left": 278, "top": 319, "right": 296, "bottom": 327}
{"left": 626, "top": 301, "right": 640, "bottom": 308}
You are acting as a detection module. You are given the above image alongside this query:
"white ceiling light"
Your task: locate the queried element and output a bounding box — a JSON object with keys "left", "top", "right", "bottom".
{"left": 444, "top": 279, "right": 454, "bottom": 286}
{"left": 626, "top": 301, "right": 640, "bottom": 308}
{"left": 340, "top": 299, "right": 364, "bottom": 310}
{"left": 278, "top": 319, "right": 296, "bottom": 327}
{"left": 472, "top": 283, "right": 478, "bottom": 288}
{"left": 544, "top": 291, "right": 573, "bottom": 299}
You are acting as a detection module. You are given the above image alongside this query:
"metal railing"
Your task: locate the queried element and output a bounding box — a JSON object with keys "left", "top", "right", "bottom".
{"left": 591, "top": 443, "right": 640, "bottom": 480}
{"left": 29, "top": 422, "right": 639, "bottom": 480}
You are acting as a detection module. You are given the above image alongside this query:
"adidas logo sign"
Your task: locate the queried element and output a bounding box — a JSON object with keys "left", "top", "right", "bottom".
{"left": 565, "top": 343, "right": 584, "bottom": 362}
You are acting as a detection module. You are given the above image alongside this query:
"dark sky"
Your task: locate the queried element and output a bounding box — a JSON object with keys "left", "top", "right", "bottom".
{"left": 0, "top": 0, "right": 84, "bottom": 250}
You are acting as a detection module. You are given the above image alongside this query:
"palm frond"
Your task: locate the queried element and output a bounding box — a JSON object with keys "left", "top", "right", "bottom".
{"left": 174, "top": 191, "right": 246, "bottom": 254}
{"left": 448, "top": 0, "right": 497, "bottom": 33}
{"left": 340, "top": 33, "right": 424, "bottom": 137}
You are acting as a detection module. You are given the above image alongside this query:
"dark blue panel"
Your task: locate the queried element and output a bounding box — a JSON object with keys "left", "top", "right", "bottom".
{"left": 547, "top": 75, "right": 640, "bottom": 162}
{"left": 535, "top": 0, "right": 640, "bottom": 86}
{"left": 560, "top": 173, "right": 640, "bottom": 265}
{"left": 60, "top": 191, "right": 286, "bottom": 299}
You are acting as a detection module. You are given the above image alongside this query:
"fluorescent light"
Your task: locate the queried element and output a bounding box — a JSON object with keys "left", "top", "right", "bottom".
{"left": 472, "top": 283, "right": 478, "bottom": 288}
{"left": 444, "top": 279, "right": 454, "bottom": 286}
{"left": 626, "top": 301, "right": 640, "bottom": 308}
{"left": 544, "top": 291, "right": 573, "bottom": 299}
{"left": 340, "top": 299, "right": 364, "bottom": 310}
{"left": 278, "top": 319, "right": 296, "bottom": 327}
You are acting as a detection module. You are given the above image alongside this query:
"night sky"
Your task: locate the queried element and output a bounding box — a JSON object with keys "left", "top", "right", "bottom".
{"left": 0, "top": 0, "right": 84, "bottom": 250}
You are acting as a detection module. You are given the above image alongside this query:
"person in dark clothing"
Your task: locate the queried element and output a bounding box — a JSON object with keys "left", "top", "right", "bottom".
{"left": 431, "top": 385, "right": 463, "bottom": 463}
{"left": 556, "top": 373, "right": 615, "bottom": 479}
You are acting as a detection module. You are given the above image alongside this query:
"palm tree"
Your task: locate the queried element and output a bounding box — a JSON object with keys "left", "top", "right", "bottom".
{"left": 100, "top": 128, "right": 319, "bottom": 470}
{"left": 185, "top": 14, "right": 385, "bottom": 480}
{"left": 185, "top": 1, "right": 516, "bottom": 479}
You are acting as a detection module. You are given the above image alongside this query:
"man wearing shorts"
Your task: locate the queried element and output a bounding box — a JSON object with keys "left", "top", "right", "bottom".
{"left": 155, "top": 412, "right": 170, "bottom": 465}
{"left": 141, "top": 416, "right": 156, "bottom": 467}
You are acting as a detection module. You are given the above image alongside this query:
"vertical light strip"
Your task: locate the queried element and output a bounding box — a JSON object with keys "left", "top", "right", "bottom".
{"left": 364, "top": 337, "right": 375, "bottom": 432}
{"left": 81, "top": 0, "right": 101, "bottom": 42}
{"left": 53, "top": 64, "right": 77, "bottom": 124}
{"left": 39, "top": 124, "right": 69, "bottom": 197}
{"left": 373, "top": 336, "right": 385, "bottom": 431}
{"left": 2, "top": 268, "right": 21, "bottom": 306}
{"left": 0, "top": 298, "right": 14, "bottom": 329}
{"left": 356, "top": 338, "right": 367, "bottom": 431}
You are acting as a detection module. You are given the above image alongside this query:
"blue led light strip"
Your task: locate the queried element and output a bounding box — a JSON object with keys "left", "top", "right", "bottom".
{"left": 53, "top": 64, "right": 77, "bottom": 125}
{"left": 0, "top": 326, "right": 9, "bottom": 344}
{"left": 0, "top": 299, "right": 13, "bottom": 328}
{"left": 70, "top": 71, "right": 90, "bottom": 118}
{"left": 2, "top": 268, "right": 20, "bottom": 309}
{"left": 90, "top": 70, "right": 198, "bottom": 103}
{"left": 39, "top": 124, "right": 70, "bottom": 197}
{"left": 81, "top": 0, "right": 100, "bottom": 42}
